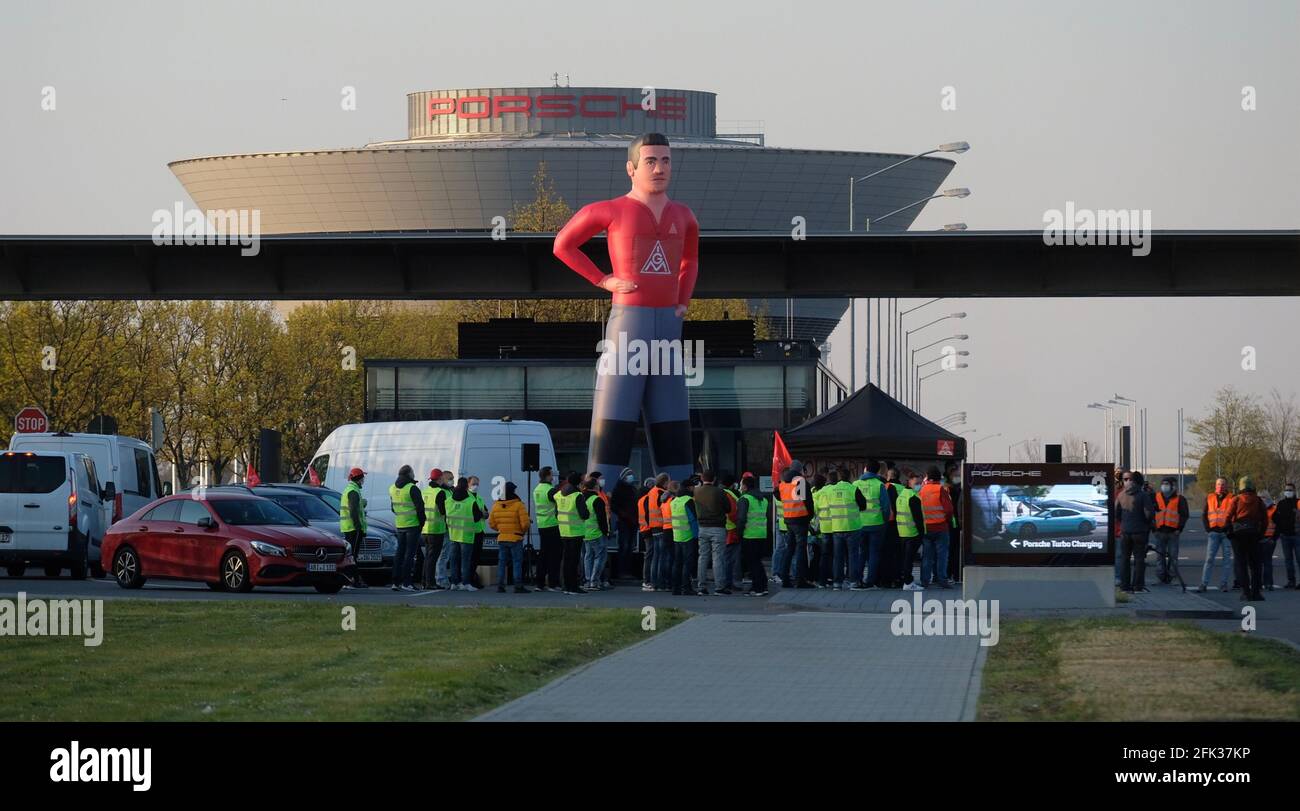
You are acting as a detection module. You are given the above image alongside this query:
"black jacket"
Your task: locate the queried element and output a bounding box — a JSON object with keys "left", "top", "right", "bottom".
{"left": 1272, "top": 497, "right": 1297, "bottom": 536}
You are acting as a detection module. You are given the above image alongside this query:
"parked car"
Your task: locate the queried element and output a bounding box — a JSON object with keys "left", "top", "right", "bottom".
{"left": 1003, "top": 507, "right": 1097, "bottom": 539}
{"left": 102, "top": 491, "right": 354, "bottom": 593}
{"left": 304, "top": 418, "right": 558, "bottom": 555}
{"left": 8, "top": 431, "right": 164, "bottom": 528}
{"left": 245, "top": 483, "right": 399, "bottom": 576}
{"left": 0, "top": 450, "right": 111, "bottom": 578}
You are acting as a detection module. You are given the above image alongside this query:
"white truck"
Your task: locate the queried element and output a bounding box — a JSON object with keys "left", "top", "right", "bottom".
{"left": 0, "top": 449, "right": 109, "bottom": 578}
{"left": 304, "top": 419, "right": 558, "bottom": 549}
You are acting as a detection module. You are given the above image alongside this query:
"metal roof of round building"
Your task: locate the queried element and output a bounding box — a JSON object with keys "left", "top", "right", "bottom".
{"left": 168, "top": 86, "right": 955, "bottom": 235}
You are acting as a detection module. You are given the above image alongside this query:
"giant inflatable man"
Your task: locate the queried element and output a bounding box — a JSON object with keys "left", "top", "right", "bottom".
{"left": 553, "top": 132, "right": 699, "bottom": 484}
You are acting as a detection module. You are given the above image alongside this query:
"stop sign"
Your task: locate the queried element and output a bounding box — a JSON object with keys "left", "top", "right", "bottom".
{"left": 15, "top": 406, "right": 49, "bottom": 434}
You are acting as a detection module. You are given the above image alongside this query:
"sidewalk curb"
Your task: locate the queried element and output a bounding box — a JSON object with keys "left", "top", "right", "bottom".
{"left": 960, "top": 643, "right": 988, "bottom": 722}
{"left": 473, "top": 611, "right": 701, "bottom": 722}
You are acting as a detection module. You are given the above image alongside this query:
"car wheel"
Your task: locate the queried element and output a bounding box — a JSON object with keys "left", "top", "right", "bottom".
{"left": 220, "top": 551, "right": 254, "bottom": 593}
{"left": 44, "top": 564, "right": 62, "bottom": 577}
{"left": 6, "top": 564, "right": 25, "bottom": 578}
{"left": 113, "top": 547, "right": 146, "bottom": 589}
{"left": 1079, "top": 521, "right": 1094, "bottom": 533}
{"left": 1017, "top": 524, "right": 1038, "bottom": 539}
{"left": 314, "top": 582, "right": 343, "bottom": 595}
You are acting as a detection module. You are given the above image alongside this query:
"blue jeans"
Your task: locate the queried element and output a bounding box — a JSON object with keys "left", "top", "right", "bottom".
{"left": 786, "top": 521, "right": 810, "bottom": 583}
{"left": 772, "top": 529, "right": 790, "bottom": 583}
{"left": 844, "top": 528, "right": 864, "bottom": 586}
{"left": 1201, "top": 531, "right": 1232, "bottom": 589}
{"left": 829, "top": 532, "right": 849, "bottom": 585}
{"left": 583, "top": 538, "right": 605, "bottom": 584}
{"left": 922, "top": 529, "right": 949, "bottom": 585}
{"left": 655, "top": 532, "right": 674, "bottom": 589}
{"left": 862, "top": 526, "right": 884, "bottom": 586}
{"left": 447, "top": 541, "right": 474, "bottom": 585}
{"left": 1281, "top": 534, "right": 1300, "bottom": 585}
{"left": 392, "top": 526, "right": 420, "bottom": 587}
{"left": 498, "top": 540, "right": 522, "bottom": 586}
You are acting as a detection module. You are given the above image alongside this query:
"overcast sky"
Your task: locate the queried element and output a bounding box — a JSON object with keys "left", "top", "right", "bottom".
{"left": 2, "top": 0, "right": 1297, "bottom": 469}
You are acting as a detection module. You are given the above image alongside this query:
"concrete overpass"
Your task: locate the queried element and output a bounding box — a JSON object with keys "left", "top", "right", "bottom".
{"left": 1, "top": 230, "right": 1297, "bottom": 300}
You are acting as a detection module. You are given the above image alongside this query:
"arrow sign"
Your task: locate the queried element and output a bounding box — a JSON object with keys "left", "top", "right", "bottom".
{"left": 1010, "top": 539, "right": 1020, "bottom": 548}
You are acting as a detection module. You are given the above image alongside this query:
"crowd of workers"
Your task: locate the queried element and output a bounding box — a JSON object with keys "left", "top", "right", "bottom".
{"left": 1114, "top": 468, "right": 1299, "bottom": 601}
{"left": 336, "top": 458, "right": 962, "bottom": 596}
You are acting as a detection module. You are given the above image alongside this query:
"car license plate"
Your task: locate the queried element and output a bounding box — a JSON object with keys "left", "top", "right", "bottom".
{"left": 0, "top": 532, "right": 9, "bottom": 545}
{"left": 306, "top": 562, "right": 336, "bottom": 573}
{"left": 357, "top": 553, "right": 381, "bottom": 563}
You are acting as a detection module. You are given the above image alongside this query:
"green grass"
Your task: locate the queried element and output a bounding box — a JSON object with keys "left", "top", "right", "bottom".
{"left": 979, "top": 618, "right": 1300, "bottom": 721}
{"left": 0, "top": 600, "right": 686, "bottom": 721}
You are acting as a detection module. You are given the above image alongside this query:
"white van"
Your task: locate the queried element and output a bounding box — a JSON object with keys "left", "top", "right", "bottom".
{"left": 304, "top": 419, "right": 557, "bottom": 547}
{"left": 0, "top": 450, "right": 108, "bottom": 578}
{"left": 8, "top": 431, "right": 163, "bottom": 529}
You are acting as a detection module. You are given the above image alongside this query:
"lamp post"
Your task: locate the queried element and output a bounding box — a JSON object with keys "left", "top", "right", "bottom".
{"left": 972, "top": 432, "right": 1002, "bottom": 463}
{"left": 863, "top": 187, "right": 971, "bottom": 232}
{"left": 904, "top": 318, "right": 968, "bottom": 407}
{"left": 912, "top": 347, "right": 970, "bottom": 406}
{"left": 893, "top": 298, "right": 942, "bottom": 398}
{"left": 1112, "top": 395, "right": 1138, "bottom": 470}
{"left": 916, "top": 363, "right": 967, "bottom": 412}
{"left": 1088, "top": 402, "right": 1115, "bottom": 463}
{"left": 847, "top": 143, "right": 970, "bottom": 232}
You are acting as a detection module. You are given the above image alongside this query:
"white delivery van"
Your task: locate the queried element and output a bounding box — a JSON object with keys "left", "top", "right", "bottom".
{"left": 0, "top": 449, "right": 108, "bottom": 578}
{"left": 304, "top": 419, "right": 557, "bottom": 548}
{"left": 8, "top": 431, "right": 164, "bottom": 530}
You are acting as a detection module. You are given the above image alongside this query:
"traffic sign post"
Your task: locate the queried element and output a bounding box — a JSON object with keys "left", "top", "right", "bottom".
{"left": 15, "top": 406, "right": 49, "bottom": 434}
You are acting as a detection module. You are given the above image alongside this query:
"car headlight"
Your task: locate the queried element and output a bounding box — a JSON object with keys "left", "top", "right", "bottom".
{"left": 250, "top": 540, "right": 287, "bottom": 557}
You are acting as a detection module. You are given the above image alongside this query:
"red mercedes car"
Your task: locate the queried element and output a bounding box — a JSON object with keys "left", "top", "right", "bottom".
{"left": 101, "top": 491, "right": 355, "bottom": 593}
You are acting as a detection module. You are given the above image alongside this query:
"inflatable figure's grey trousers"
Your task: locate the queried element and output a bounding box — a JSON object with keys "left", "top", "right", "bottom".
{"left": 588, "top": 304, "right": 694, "bottom": 484}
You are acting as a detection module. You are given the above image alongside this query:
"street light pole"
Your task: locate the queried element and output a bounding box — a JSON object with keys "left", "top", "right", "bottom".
{"left": 972, "top": 432, "right": 1001, "bottom": 464}
{"left": 916, "top": 364, "right": 967, "bottom": 412}
{"left": 847, "top": 142, "right": 970, "bottom": 232}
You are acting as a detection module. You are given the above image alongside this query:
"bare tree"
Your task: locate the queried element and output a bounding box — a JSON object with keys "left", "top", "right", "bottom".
{"left": 1264, "top": 388, "right": 1299, "bottom": 492}
{"left": 1061, "top": 433, "right": 1090, "bottom": 462}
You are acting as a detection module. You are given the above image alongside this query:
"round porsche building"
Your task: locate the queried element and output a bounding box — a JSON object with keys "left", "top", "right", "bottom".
{"left": 169, "top": 85, "right": 957, "bottom": 338}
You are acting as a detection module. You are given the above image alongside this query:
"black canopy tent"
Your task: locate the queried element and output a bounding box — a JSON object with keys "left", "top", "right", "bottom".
{"left": 782, "top": 383, "right": 966, "bottom": 462}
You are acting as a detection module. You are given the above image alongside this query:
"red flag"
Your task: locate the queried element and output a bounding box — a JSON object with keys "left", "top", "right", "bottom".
{"left": 308, "top": 467, "right": 321, "bottom": 486}
{"left": 247, "top": 469, "right": 261, "bottom": 487}
{"left": 772, "top": 431, "right": 792, "bottom": 487}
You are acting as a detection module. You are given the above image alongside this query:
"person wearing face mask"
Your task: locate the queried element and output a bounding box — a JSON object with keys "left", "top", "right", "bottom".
{"left": 434, "top": 470, "right": 456, "bottom": 588}
{"left": 1262, "top": 491, "right": 1279, "bottom": 591}
{"left": 445, "top": 477, "right": 484, "bottom": 591}
{"left": 1274, "top": 483, "right": 1299, "bottom": 589}
{"left": 587, "top": 471, "right": 612, "bottom": 589}
{"left": 1151, "top": 477, "right": 1188, "bottom": 585}
{"left": 1198, "top": 477, "right": 1235, "bottom": 593}
{"left": 1114, "top": 470, "right": 1156, "bottom": 593}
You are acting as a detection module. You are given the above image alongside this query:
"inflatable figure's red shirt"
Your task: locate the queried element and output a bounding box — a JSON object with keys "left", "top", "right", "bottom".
{"left": 553, "top": 196, "right": 699, "bottom": 308}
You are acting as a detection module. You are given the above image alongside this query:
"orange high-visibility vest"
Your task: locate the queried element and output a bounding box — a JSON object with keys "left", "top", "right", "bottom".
{"left": 919, "top": 483, "right": 948, "bottom": 530}
{"left": 1154, "top": 492, "right": 1182, "bottom": 530}
{"left": 1267, "top": 504, "right": 1277, "bottom": 538}
{"left": 638, "top": 487, "right": 666, "bottom": 532}
{"left": 660, "top": 496, "right": 674, "bottom": 528}
{"left": 1205, "top": 492, "right": 1234, "bottom": 530}
{"left": 778, "top": 480, "right": 809, "bottom": 519}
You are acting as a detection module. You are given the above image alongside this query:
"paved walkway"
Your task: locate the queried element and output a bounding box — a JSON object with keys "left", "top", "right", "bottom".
{"left": 478, "top": 612, "right": 985, "bottom": 722}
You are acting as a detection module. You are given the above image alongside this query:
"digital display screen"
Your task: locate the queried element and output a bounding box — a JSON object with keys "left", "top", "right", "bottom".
{"left": 963, "top": 463, "right": 1113, "bottom": 566}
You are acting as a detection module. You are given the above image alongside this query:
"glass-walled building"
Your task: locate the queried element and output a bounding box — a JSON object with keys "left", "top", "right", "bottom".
{"left": 365, "top": 348, "right": 847, "bottom": 480}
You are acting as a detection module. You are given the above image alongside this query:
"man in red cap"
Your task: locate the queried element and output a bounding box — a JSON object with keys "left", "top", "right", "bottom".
{"left": 420, "top": 468, "right": 448, "bottom": 589}
{"left": 340, "top": 467, "right": 369, "bottom": 588}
